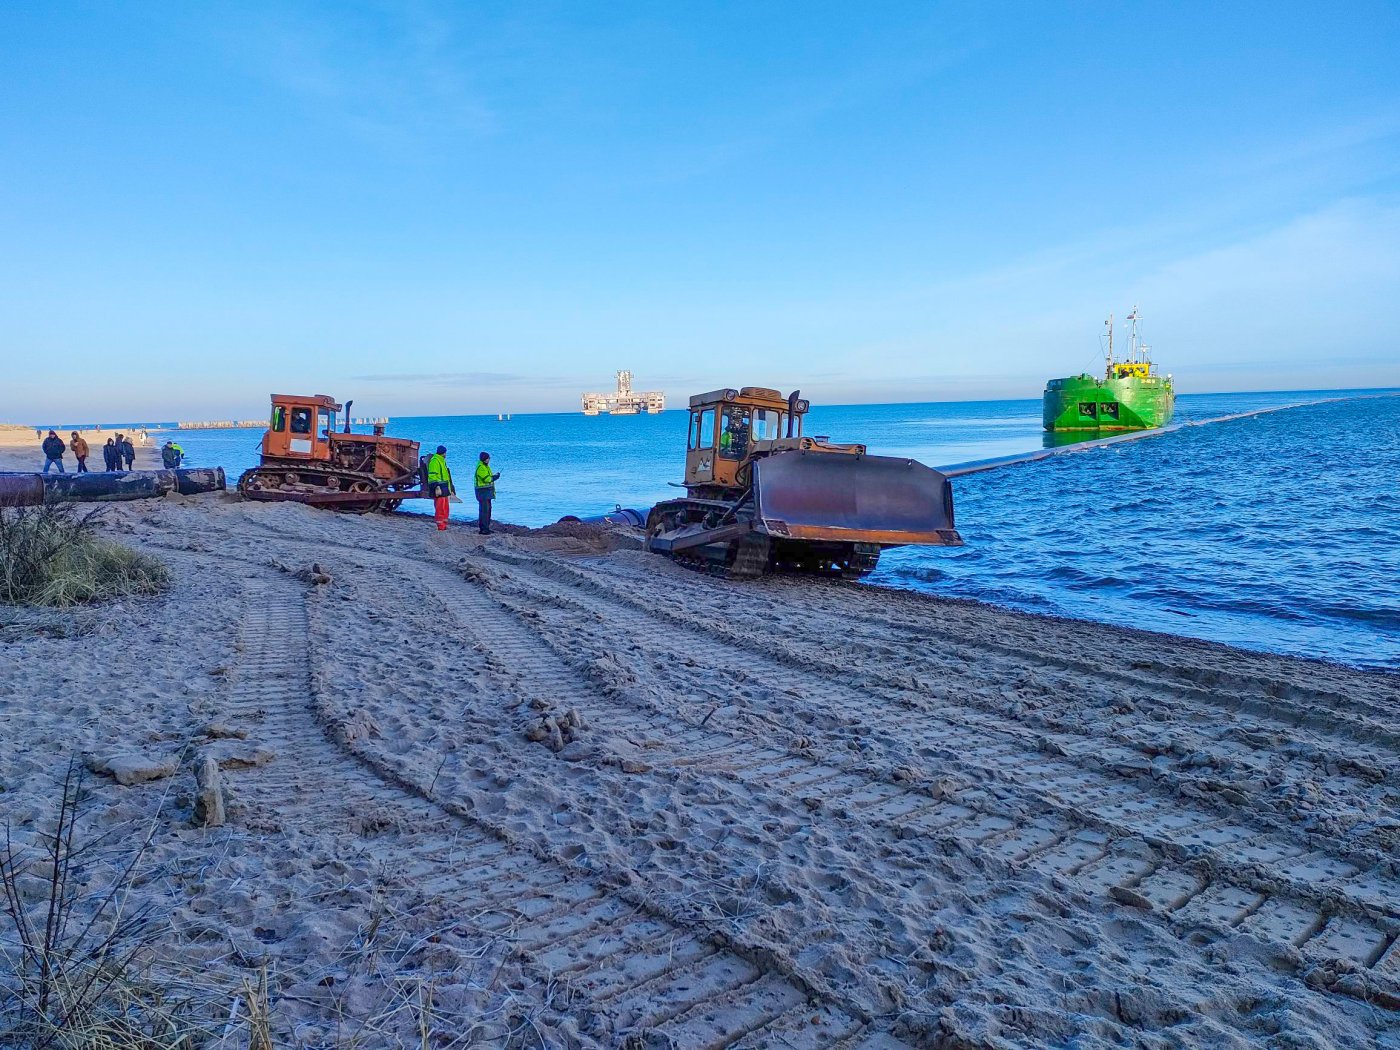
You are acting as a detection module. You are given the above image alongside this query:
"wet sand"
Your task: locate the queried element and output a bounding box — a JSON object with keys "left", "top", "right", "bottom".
{"left": 2, "top": 492, "right": 1398, "bottom": 1047}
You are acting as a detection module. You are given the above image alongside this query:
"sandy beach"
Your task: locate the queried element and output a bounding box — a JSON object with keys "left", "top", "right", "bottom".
{"left": 2, "top": 492, "right": 1398, "bottom": 1047}
{"left": 0, "top": 426, "right": 162, "bottom": 473}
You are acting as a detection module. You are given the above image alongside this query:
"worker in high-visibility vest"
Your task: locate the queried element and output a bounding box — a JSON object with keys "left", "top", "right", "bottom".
{"left": 425, "top": 445, "right": 454, "bottom": 531}
{"left": 474, "top": 451, "right": 501, "bottom": 535}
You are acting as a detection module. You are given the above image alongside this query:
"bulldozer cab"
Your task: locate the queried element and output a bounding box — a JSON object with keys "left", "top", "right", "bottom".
{"left": 263, "top": 394, "right": 339, "bottom": 462}
{"left": 685, "top": 387, "right": 868, "bottom": 491}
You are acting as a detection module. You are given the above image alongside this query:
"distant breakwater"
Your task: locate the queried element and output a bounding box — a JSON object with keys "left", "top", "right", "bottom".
{"left": 177, "top": 419, "right": 266, "bottom": 430}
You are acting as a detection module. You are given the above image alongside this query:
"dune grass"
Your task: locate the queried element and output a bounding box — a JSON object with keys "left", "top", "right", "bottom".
{"left": 0, "top": 503, "right": 168, "bottom": 606}
{"left": 0, "top": 764, "right": 217, "bottom": 1050}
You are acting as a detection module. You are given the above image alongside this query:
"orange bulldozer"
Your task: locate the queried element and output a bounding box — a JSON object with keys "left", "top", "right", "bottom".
{"left": 236, "top": 394, "right": 429, "bottom": 513}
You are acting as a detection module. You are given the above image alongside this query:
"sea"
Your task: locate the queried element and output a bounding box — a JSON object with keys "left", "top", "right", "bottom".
{"left": 164, "top": 389, "right": 1400, "bottom": 671}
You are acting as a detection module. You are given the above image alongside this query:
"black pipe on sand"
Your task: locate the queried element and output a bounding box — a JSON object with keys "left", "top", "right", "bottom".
{"left": 0, "top": 468, "right": 226, "bottom": 506}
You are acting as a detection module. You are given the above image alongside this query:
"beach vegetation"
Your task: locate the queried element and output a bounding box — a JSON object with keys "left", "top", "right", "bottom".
{"left": 0, "top": 762, "right": 216, "bottom": 1049}
{"left": 0, "top": 503, "right": 168, "bottom": 606}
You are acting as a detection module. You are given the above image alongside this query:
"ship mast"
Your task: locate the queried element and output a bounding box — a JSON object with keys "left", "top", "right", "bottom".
{"left": 1103, "top": 313, "right": 1114, "bottom": 379}
{"left": 1126, "top": 305, "right": 1141, "bottom": 363}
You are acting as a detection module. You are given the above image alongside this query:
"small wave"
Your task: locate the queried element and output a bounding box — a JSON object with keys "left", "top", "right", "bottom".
{"left": 1312, "top": 604, "right": 1400, "bottom": 628}
{"left": 1043, "top": 565, "right": 1131, "bottom": 589}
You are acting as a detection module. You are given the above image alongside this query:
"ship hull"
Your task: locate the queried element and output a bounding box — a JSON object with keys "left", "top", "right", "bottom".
{"left": 1043, "top": 374, "right": 1174, "bottom": 431}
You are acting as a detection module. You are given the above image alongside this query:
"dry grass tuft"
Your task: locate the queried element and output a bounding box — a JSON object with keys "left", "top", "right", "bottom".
{"left": 0, "top": 762, "right": 219, "bottom": 1049}
{"left": 0, "top": 503, "right": 169, "bottom": 606}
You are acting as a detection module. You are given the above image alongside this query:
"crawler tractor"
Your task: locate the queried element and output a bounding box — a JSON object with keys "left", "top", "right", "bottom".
{"left": 645, "top": 386, "right": 962, "bottom": 578}
{"left": 237, "top": 394, "right": 427, "bottom": 513}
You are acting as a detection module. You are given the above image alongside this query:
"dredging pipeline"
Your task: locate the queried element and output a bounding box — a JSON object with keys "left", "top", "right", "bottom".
{"left": 939, "top": 394, "right": 1398, "bottom": 478}
{"left": 0, "top": 468, "right": 226, "bottom": 507}
{"left": 556, "top": 507, "right": 647, "bottom": 528}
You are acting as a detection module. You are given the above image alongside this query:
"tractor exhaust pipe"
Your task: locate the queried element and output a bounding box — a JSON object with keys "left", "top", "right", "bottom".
{"left": 343, "top": 400, "right": 354, "bottom": 433}
{"left": 786, "top": 389, "right": 800, "bottom": 438}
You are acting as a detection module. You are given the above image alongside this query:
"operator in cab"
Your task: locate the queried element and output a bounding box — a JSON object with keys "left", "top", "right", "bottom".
{"left": 474, "top": 451, "right": 501, "bottom": 535}
{"left": 425, "top": 445, "right": 454, "bottom": 531}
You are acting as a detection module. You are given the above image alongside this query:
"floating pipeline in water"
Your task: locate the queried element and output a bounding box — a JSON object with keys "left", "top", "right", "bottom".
{"left": 939, "top": 392, "right": 1400, "bottom": 478}
{"left": 0, "top": 468, "right": 226, "bottom": 506}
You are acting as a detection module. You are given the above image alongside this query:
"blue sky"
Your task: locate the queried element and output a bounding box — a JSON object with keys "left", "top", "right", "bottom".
{"left": 3, "top": 1, "right": 1398, "bottom": 420}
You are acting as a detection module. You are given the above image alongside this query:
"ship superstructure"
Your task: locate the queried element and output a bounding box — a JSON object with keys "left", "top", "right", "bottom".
{"left": 1043, "top": 307, "right": 1174, "bottom": 431}
{"left": 582, "top": 370, "right": 666, "bottom": 415}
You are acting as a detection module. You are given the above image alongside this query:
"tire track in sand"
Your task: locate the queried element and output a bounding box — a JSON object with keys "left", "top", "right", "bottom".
{"left": 542, "top": 550, "right": 1400, "bottom": 788}
{"left": 215, "top": 562, "right": 898, "bottom": 1050}
{"left": 479, "top": 548, "right": 1399, "bottom": 869}
{"left": 450, "top": 547, "right": 1400, "bottom": 1016}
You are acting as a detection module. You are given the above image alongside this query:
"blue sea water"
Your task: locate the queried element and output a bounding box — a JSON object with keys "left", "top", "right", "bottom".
{"left": 170, "top": 389, "right": 1400, "bottom": 670}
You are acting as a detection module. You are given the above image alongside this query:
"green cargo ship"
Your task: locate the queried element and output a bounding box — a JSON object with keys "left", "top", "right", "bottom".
{"left": 1044, "top": 307, "right": 1174, "bottom": 431}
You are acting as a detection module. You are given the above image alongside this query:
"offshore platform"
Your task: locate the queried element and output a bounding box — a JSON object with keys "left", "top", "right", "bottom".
{"left": 581, "top": 370, "right": 665, "bottom": 415}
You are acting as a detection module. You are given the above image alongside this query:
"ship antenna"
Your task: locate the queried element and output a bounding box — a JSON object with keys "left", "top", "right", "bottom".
{"left": 1127, "top": 304, "right": 1140, "bottom": 363}
{"left": 1104, "top": 313, "right": 1114, "bottom": 379}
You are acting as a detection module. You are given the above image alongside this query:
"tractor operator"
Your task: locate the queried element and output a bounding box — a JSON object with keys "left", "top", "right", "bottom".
{"left": 474, "top": 451, "right": 501, "bottom": 535}
{"left": 425, "top": 445, "right": 454, "bottom": 531}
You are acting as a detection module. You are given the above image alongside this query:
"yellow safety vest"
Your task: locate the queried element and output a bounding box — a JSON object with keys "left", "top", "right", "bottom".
{"left": 474, "top": 461, "right": 494, "bottom": 490}
{"left": 426, "top": 453, "right": 451, "bottom": 485}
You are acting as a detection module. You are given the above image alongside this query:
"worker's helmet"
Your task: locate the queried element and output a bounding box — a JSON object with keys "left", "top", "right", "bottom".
{"left": 436, "top": 445, "right": 447, "bottom": 454}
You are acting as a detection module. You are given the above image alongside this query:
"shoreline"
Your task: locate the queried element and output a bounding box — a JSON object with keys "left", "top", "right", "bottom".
{"left": 2, "top": 493, "right": 1397, "bottom": 1046}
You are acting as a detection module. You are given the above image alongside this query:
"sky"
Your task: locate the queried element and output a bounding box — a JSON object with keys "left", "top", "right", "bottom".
{"left": 3, "top": 1, "right": 1399, "bottom": 422}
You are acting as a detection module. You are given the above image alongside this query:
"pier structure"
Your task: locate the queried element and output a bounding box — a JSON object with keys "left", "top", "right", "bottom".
{"left": 177, "top": 419, "right": 266, "bottom": 430}
{"left": 581, "top": 370, "right": 665, "bottom": 415}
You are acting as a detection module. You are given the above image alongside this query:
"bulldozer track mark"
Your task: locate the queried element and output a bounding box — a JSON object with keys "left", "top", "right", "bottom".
{"left": 215, "top": 564, "right": 895, "bottom": 1049}
{"left": 476, "top": 548, "right": 1399, "bottom": 853}
{"left": 442, "top": 547, "right": 1400, "bottom": 1003}
{"left": 178, "top": 529, "right": 1400, "bottom": 1031}
{"left": 594, "top": 552, "right": 1400, "bottom": 782}
{"left": 813, "top": 577, "right": 1400, "bottom": 716}
{"left": 615, "top": 551, "right": 1400, "bottom": 749}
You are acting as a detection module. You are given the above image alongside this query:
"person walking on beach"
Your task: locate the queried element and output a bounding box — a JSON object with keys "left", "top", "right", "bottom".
{"left": 102, "top": 438, "right": 118, "bottom": 471}
{"left": 424, "top": 445, "right": 454, "bottom": 531}
{"left": 474, "top": 451, "right": 500, "bottom": 535}
{"left": 119, "top": 434, "right": 135, "bottom": 470}
{"left": 70, "top": 431, "right": 90, "bottom": 473}
{"left": 41, "top": 430, "right": 66, "bottom": 473}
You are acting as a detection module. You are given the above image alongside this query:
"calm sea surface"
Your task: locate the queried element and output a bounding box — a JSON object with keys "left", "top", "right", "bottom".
{"left": 171, "top": 389, "right": 1400, "bottom": 670}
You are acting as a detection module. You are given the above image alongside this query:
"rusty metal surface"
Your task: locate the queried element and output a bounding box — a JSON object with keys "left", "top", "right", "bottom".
{"left": 753, "top": 451, "right": 962, "bottom": 547}
{"left": 649, "top": 520, "right": 752, "bottom": 553}
{"left": 242, "top": 487, "right": 429, "bottom": 505}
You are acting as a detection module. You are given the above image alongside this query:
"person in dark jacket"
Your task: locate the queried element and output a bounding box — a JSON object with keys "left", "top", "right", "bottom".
{"left": 41, "top": 430, "right": 65, "bottom": 473}
{"left": 120, "top": 434, "right": 135, "bottom": 470}
{"left": 161, "top": 441, "right": 184, "bottom": 469}
{"left": 102, "top": 438, "right": 118, "bottom": 471}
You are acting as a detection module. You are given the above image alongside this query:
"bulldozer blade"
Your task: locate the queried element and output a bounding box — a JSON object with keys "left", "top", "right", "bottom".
{"left": 752, "top": 450, "right": 962, "bottom": 547}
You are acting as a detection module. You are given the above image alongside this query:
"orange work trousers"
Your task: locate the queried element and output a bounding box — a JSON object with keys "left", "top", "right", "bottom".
{"left": 433, "top": 495, "right": 450, "bottom": 530}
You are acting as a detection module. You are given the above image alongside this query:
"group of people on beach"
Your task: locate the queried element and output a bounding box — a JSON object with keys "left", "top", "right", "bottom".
{"left": 40, "top": 430, "right": 135, "bottom": 473}
{"left": 38, "top": 428, "right": 182, "bottom": 473}
{"left": 424, "top": 447, "right": 500, "bottom": 534}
